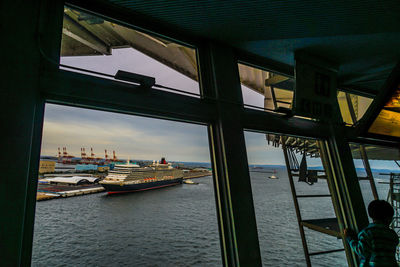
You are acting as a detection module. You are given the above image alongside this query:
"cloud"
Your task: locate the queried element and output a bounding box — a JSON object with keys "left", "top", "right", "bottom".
{"left": 41, "top": 104, "right": 210, "bottom": 162}
{"left": 42, "top": 104, "right": 291, "bottom": 165}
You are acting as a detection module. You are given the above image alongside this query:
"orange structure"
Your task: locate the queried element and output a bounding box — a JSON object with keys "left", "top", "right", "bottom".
{"left": 112, "top": 150, "right": 118, "bottom": 162}
{"left": 80, "top": 148, "right": 89, "bottom": 164}
{"left": 89, "top": 147, "right": 95, "bottom": 161}
{"left": 58, "top": 147, "right": 74, "bottom": 163}
{"left": 57, "top": 146, "right": 118, "bottom": 164}
{"left": 105, "top": 149, "right": 110, "bottom": 162}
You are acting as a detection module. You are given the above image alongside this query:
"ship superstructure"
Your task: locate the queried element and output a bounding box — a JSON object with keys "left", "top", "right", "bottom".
{"left": 100, "top": 158, "right": 183, "bottom": 194}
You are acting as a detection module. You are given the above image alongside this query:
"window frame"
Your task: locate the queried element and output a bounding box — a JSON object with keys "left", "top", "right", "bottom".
{"left": 20, "top": 1, "right": 395, "bottom": 267}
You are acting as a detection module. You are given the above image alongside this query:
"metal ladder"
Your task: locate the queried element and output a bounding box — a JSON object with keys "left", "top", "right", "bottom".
{"left": 266, "top": 91, "right": 348, "bottom": 266}
{"left": 266, "top": 89, "right": 379, "bottom": 266}
{"left": 281, "top": 137, "right": 345, "bottom": 266}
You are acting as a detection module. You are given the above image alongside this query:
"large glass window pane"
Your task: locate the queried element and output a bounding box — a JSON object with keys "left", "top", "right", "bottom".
{"left": 350, "top": 143, "right": 400, "bottom": 207}
{"left": 60, "top": 6, "right": 200, "bottom": 97}
{"left": 33, "top": 104, "right": 220, "bottom": 266}
{"left": 238, "top": 63, "right": 293, "bottom": 112}
{"left": 337, "top": 91, "right": 373, "bottom": 126}
{"left": 245, "top": 132, "right": 347, "bottom": 266}
{"left": 350, "top": 143, "right": 400, "bottom": 259}
{"left": 369, "top": 86, "right": 400, "bottom": 137}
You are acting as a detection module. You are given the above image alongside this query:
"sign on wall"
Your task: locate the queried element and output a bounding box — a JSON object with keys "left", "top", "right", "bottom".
{"left": 293, "top": 52, "right": 340, "bottom": 121}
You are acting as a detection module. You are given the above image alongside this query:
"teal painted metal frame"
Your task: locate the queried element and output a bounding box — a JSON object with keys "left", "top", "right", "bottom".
{"left": 5, "top": 0, "right": 399, "bottom": 266}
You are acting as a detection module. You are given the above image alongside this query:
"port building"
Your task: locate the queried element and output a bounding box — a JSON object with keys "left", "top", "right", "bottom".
{"left": 38, "top": 160, "right": 56, "bottom": 174}
{"left": 2, "top": 0, "right": 400, "bottom": 266}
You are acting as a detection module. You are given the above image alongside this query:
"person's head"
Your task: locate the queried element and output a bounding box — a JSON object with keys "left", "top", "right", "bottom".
{"left": 368, "top": 200, "right": 394, "bottom": 225}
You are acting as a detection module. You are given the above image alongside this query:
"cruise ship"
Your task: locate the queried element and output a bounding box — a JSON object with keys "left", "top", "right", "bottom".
{"left": 99, "top": 158, "right": 183, "bottom": 194}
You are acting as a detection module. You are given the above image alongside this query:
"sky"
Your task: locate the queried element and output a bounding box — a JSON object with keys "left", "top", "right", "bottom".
{"left": 41, "top": 103, "right": 210, "bottom": 162}
{"left": 41, "top": 46, "right": 274, "bottom": 164}
{"left": 40, "top": 45, "right": 400, "bottom": 169}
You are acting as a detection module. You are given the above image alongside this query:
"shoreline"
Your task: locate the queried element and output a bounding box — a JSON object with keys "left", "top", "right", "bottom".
{"left": 37, "top": 171, "right": 212, "bottom": 201}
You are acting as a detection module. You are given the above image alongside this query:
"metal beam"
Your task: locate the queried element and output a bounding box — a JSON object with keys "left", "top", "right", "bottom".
{"left": 66, "top": 0, "right": 202, "bottom": 48}
{"left": 201, "top": 43, "right": 262, "bottom": 266}
{"left": 40, "top": 69, "right": 217, "bottom": 125}
{"left": 62, "top": 28, "right": 110, "bottom": 55}
{"left": 321, "top": 137, "right": 364, "bottom": 266}
{"left": 348, "top": 136, "right": 400, "bottom": 147}
{"left": 363, "top": 132, "right": 400, "bottom": 143}
{"left": 63, "top": 12, "right": 112, "bottom": 55}
{"left": 242, "top": 108, "right": 331, "bottom": 139}
{"left": 339, "top": 85, "right": 378, "bottom": 99}
{"left": 21, "top": 2, "right": 65, "bottom": 267}
{"left": 345, "top": 127, "right": 400, "bottom": 147}
{"left": 0, "top": 0, "right": 56, "bottom": 265}
{"left": 328, "top": 127, "right": 369, "bottom": 229}
{"left": 265, "top": 75, "right": 289, "bottom": 86}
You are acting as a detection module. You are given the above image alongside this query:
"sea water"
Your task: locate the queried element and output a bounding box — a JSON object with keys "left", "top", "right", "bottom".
{"left": 32, "top": 169, "right": 391, "bottom": 266}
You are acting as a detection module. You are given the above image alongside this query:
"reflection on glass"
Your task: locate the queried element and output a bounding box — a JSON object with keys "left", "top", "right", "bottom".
{"left": 32, "top": 104, "right": 220, "bottom": 266}
{"left": 337, "top": 91, "right": 373, "bottom": 125}
{"left": 350, "top": 143, "right": 377, "bottom": 216}
{"left": 245, "top": 132, "right": 347, "bottom": 266}
{"left": 369, "top": 86, "right": 400, "bottom": 137}
{"left": 238, "top": 63, "right": 293, "bottom": 111}
{"left": 351, "top": 144, "right": 400, "bottom": 162}
{"left": 350, "top": 143, "right": 400, "bottom": 225}
{"left": 61, "top": 6, "right": 200, "bottom": 95}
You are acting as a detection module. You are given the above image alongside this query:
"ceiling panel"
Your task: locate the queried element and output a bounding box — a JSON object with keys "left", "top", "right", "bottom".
{"left": 102, "top": 0, "right": 400, "bottom": 95}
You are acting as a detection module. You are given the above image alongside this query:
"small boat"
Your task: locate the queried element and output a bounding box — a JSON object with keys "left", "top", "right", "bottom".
{"left": 183, "top": 179, "right": 199, "bottom": 185}
{"left": 268, "top": 175, "right": 278, "bottom": 179}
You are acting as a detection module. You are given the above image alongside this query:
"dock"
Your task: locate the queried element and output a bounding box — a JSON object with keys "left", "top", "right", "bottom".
{"left": 36, "top": 192, "right": 60, "bottom": 201}
{"left": 58, "top": 186, "right": 104, "bottom": 197}
{"left": 37, "top": 184, "right": 104, "bottom": 201}
{"left": 37, "top": 169, "right": 211, "bottom": 201}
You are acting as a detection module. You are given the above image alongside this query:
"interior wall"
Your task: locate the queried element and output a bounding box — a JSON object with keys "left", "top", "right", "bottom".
{"left": 0, "top": 1, "right": 42, "bottom": 265}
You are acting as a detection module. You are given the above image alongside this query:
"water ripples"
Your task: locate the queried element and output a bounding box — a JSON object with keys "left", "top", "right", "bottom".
{"left": 32, "top": 171, "right": 390, "bottom": 266}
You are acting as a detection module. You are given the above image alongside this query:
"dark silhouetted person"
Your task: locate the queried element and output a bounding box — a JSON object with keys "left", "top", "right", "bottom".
{"left": 344, "top": 200, "right": 399, "bottom": 266}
